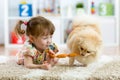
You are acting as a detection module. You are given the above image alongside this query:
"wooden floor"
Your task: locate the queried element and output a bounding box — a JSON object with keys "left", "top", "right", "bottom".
{"left": 0, "top": 45, "right": 120, "bottom": 58}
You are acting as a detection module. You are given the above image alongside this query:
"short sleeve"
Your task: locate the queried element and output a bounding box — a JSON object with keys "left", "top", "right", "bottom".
{"left": 19, "top": 41, "right": 37, "bottom": 57}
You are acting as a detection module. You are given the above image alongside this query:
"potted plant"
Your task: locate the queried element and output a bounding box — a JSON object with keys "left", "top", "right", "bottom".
{"left": 76, "top": 2, "right": 85, "bottom": 15}
{"left": 76, "top": 3, "right": 84, "bottom": 8}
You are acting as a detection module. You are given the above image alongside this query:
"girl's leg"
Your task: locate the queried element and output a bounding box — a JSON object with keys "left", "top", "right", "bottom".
{"left": 17, "top": 59, "right": 24, "bottom": 65}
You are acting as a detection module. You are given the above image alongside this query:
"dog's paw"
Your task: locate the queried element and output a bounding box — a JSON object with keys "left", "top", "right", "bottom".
{"left": 80, "top": 64, "right": 87, "bottom": 67}
{"left": 69, "top": 64, "right": 87, "bottom": 67}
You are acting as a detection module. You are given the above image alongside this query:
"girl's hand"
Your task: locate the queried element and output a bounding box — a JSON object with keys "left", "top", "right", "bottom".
{"left": 50, "top": 58, "right": 59, "bottom": 67}
{"left": 41, "top": 61, "right": 51, "bottom": 70}
{"left": 46, "top": 50, "right": 59, "bottom": 66}
{"left": 48, "top": 49, "right": 56, "bottom": 58}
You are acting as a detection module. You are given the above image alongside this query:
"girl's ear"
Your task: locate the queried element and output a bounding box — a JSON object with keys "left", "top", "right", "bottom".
{"left": 29, "top": 35, "right": 34, "bottom": 43}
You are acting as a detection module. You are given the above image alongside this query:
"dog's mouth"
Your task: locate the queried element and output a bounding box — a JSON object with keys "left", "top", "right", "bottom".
{"left": 80, "top": 52, "right": 96, "bottom": 57}
{"left": 80, "top": 52, "right": 90, "bottom": 57}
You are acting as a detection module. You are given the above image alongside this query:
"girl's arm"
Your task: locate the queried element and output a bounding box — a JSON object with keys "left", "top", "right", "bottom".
{"left": 47, "top": 50, "right": 59, "bottom": 66}
{"left": 24, "top": 55, "right": 51, "bottom": 70}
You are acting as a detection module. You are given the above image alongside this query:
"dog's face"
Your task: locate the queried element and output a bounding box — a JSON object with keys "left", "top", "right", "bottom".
{"left": 69, "top": 30, "right": 102, "bottom": 57}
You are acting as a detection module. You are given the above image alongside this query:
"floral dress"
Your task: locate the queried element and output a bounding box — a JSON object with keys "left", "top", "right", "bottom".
{"left": 16, "top": 41, "right": 58, "bottom": 64}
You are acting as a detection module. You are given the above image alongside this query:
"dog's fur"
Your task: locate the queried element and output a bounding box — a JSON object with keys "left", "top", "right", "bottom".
{"left": 66, "top": 15, "right": 102, "bottom": 66}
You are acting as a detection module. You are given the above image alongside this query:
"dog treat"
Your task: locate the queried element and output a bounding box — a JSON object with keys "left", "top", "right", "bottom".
{"left": 56, "top": 54, "right": 68, "bottom": 58}
{"left": 68, "top": 53, "right": 78, "bottom": 57}
{"left": 47, "top": 51, "right": 78, "bottom": 58}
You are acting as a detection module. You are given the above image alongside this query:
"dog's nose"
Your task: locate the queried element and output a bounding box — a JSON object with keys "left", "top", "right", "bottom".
{"left": 81, "top": 53, "right": 85, "bottom": 56}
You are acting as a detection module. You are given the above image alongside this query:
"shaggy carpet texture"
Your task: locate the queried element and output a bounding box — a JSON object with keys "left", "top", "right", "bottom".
{"left": 0, "top": 46, "right": 120, "bottom": 80}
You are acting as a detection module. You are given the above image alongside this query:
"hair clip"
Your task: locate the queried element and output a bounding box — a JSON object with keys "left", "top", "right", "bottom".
{"left": 24, "top": 22, "right": 28, "bottom": 25}
{"left": 21, "top": 22, "right": 27, "bottom": 31}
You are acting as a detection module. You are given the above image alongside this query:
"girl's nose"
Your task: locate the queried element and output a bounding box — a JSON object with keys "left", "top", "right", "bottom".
{"left": 47, "top": 38, "right": 52, "bottom": 44}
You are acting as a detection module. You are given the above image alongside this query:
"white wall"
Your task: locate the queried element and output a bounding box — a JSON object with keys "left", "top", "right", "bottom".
{"left": 0, "top": 1, "right": 5, "bottom": 44}
{"left": 0, "top": 0, "right": 119, "bottom": 46}
{"left": 118, "top": 0, "right": 120, "bottom": 47}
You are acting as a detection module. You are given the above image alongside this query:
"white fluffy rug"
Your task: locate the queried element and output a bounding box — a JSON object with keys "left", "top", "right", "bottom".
{"left": 0, "top": 55, "right": 120, "bottom": 80}
{"left": 0, "top": 46, "right": 120, "bottom": 80}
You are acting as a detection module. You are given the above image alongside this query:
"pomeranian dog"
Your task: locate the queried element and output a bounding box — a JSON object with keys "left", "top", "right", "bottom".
{"left": 66, "top": 15, "right": 102, "bottom": 66}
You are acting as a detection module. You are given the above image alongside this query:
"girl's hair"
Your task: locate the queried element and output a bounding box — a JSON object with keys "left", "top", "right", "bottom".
{"left": 15, "top": 16, "right": 55, "bottom": 38}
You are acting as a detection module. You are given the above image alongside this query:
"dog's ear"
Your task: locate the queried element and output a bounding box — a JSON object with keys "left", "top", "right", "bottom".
{"left": 76, "top": 36, "right": 84, "bottom": 43}
{"left": 75, "top": 37, "right": 84, "bottom": 48}
{"left": 90, "top": 24, "right": 101, "bottom": 35}
{"left": 67, "top": 34, "right": 76, "bottom": 50}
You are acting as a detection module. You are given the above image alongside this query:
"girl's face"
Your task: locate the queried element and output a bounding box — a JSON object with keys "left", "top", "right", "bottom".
{"left": 31, "top": 35, "right": 52, "bottom": 52}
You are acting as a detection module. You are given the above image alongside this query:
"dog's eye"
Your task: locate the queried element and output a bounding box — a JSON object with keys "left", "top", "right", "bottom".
{"left": 87, "top": 51, "right": 90, "bottom": 53}
{"left": 81, "top": 47, "right": 84, "bottom": 50}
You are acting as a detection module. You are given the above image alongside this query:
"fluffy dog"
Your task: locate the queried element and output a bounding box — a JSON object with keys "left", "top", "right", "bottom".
{"left": 66, "top": 15, "right": 102, "bottom": 66}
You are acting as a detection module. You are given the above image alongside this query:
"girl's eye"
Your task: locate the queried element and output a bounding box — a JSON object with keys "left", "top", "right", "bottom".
{"left": 43, "top": 37, "right": 47, "bottom": 39}
{"left": 42, "top": 35, "right": 52, "bottom": 39}
{"left": 43, "top": 38, "right": 47, "bottom": 39}
{"left": 42, "top": 36, "right": 47, "bottom": 39}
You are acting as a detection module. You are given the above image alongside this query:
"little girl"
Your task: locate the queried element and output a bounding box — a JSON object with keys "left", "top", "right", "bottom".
{"left": 15, "top": 16, "right": 59, "bottom": 70}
